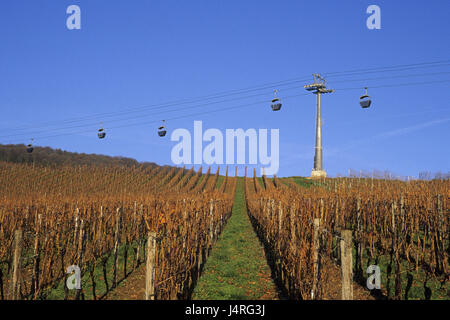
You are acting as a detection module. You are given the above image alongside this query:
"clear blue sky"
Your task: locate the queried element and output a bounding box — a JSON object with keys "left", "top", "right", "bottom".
{"left": 0, "top": 0, "right": 449, "bottom": 177}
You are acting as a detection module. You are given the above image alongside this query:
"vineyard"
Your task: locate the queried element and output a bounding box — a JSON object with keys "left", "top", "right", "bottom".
{"left": 0, "top": 160, "right": 448, "bottom": 300}
{"left": 0, "top": 161, "right": 236, "bottom": 300}
{"left": 245, "top": 170, "right": 449, "bottom": 300}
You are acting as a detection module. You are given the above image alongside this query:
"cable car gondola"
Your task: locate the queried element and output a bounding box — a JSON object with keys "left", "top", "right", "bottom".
{"left": 98, "top": 124, "right": 106, "bottom": 139}
{"left": 360, "top": 87, "right": 372, "bottom": 108}
{"left": 271, "top": 90, "right": 282, "bottom": 111}
{"left": 158, "top": 120, "right": 167, "bottom": 137}
{"left": 26, "top": 139, "right": 34, "bottom": 153}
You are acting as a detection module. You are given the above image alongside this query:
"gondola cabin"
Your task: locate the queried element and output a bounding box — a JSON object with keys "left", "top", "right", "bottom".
{"left": 98, "top": 128, "right": 106, "bottom": 139}
{"left": 271, "top": 90, "right": 282, "bottom": 111}
{"left": 158, "top": 120, "right": 167, "bottom": 137}
{"left": 158, "top": 126, "right": 167, "bottom": 137}
{"left": 271, "top": 98, "right": 282, "bottom": 111}
{"left": 360, "top": 87, "right": 372, "bottom": 108}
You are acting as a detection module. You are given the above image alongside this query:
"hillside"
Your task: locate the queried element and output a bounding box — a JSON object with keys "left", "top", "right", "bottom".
{"left": 0, "top": 144, "right": 157, "bottom": 168}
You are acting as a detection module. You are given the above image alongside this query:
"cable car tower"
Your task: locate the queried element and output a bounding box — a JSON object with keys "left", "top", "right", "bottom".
{"left": 304, "top": 74, "right": 334, "bottom": 179}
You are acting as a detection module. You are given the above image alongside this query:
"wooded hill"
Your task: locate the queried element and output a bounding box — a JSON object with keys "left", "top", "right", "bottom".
{"left": 0, "top": 144, "right": 157, "bottom": 168}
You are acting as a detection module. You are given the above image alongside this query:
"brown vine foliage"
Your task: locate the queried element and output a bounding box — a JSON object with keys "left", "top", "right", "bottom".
{"left": 245, "top": 174, "right": 449, "bottom": 299}
{"left": 0, "top": 161, "right": 234, "bottom": 300}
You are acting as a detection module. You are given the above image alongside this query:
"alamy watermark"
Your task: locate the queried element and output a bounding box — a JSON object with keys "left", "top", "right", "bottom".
{"left": 366, "top": 5, "right": 381, "bottom": 30}
{"left": 66, "top": 5, "right": 81, "bottom": 30}
{"left": 64, "top": 5, "right": 380, "bottom": 31}
{"left": 366, "top": 265, "right": 381, "bottom": 290}
{"left": 170, "top": 121, "right": 279, "bottom": 175}
{"left": 66, "top": 265, "right": 81, "bottom": 290}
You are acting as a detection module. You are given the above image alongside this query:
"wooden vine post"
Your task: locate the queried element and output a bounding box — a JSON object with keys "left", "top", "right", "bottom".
{"left": 278, "top": 201, "right": 284, "bottom": 285}
{"left": 356, "top": 198, "right": 363, "bottom": 277}
{"left": 334, "top": 200, "right": 341, "bottom": 261}
{"left": 181, "top": 201, "right": 188, "bottom": 294}
{"left": 182, "top": 200, "right": 187, "bottom": 258}
{"left": 391, "top": 200, "right": 402, "bottom": 300}
{"left": 145, "top": 232, "right": 157, "bottom": 300}
{"left": 32, "top": 214, "right": 42, "bottom": 298}
{"left": 75, "top": 219, "right": 86, "bottom": 300}
{"left": 340, "top": 229, "right": 353, "bottom": 300}
{"left": 290, "top": 201, "right": 296, "bottom": 255}
{"left": 311, "top": 218, "right": 321, "bottom": 300}
{"left": 113, "top": 207, "right": 121, "bottom": 288}
{"left": 135, "top": 204, "right": 144, "bottom": 268}
{"left": 131, "top": 202, "right": 137, "bottom": 270}
{"left": 10, "top": 230, "right": 23, "bottom": 300}
{"left": 208, "top": 200, "right": 214, "bottom": 252}
{"left": 73, "top": 208, "right": 79, "bottom": 251}
{"left": 436, "top": 194, "right": 447, "bottom": 274}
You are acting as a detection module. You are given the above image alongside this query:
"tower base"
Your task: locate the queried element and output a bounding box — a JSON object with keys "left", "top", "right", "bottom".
{"left": 311, "top": 170, "right": 327, "bottom": 179}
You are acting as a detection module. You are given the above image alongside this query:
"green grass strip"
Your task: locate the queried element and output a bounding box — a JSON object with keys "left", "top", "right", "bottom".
{"left": 192, "top": 178, "right": 277, "bottom": 300}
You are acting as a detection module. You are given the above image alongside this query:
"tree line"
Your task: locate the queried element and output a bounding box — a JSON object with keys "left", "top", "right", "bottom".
{"left": 0, "top": 144, "right": 157, "bottom": 168}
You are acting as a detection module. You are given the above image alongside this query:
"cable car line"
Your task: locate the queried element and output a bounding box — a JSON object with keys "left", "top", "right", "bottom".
{"left": 2, "top": 59, "right": 449, "bottom": 134}
{"left": 327, "top": 71, "right": 450, "bottom": 85}
{"left": 5, "top": 78, "right": 450, "bottom": 142}
{"left": 322, "top": 60, "right": 450, "bottom": 78}
{"left": 0, "top": 77, "right": 311, "bottom": 132}
{"left": 16, "top": 92, "right": 312, "bottom": 141}
{"left": 1, "top": 78, "right": 313, "bottom": 134}
{"left": 333, "top": 79, "right": 450, "bottom": 91}
{"left": 9, "top": 77, "right": 450, "bottom": 143}
{"left": 0, "top": 83, "right": 311, "bottom": 139}
{"left": 1, "top": 61, "right": 449, "bottom": 145}
{"left": 325, "top": 63, "right": 450, "bottom": 81}
{"left": 3, "top": 69, "right": 450, "bottom": 140}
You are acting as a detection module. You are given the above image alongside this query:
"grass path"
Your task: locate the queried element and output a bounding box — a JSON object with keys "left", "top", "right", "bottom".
{"left": 192, "top": 178, "right": 279, "bottom": 300}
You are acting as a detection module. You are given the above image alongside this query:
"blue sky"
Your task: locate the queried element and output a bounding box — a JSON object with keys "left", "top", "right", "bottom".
{"left": 0, "top": 0, "right": 449, "bottom": 177}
